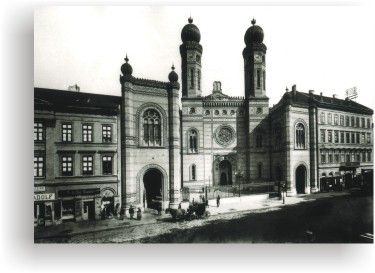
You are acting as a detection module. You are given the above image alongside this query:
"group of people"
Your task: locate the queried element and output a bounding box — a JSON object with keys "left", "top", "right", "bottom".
{"left": 128, "top": 206, "right": 142, "bottom": 220}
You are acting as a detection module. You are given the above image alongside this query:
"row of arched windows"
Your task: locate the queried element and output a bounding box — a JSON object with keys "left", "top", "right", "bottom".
{"left": 140, "top": 108, "right": 306, "bottom": 151}
{"left": 142, "top": 109, "right": 161, "bottom": 146}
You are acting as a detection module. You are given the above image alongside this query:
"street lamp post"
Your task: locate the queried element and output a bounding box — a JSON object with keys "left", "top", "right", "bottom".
{"left": 235, "top": 168, "right": 243, "bottom": 198}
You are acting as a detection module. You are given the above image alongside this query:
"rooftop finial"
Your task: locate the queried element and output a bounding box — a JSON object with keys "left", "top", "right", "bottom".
{"left": 251, "top": 18, "right": 256, "bottom": 25}
{"left": 125, "top": 54, "right": 129, "bottom": 63}
{"left": 171, "top": 63, "right": 175, "bottom": 70}
{"left": 188, "top": 16, "right": 193, "bottom": 24}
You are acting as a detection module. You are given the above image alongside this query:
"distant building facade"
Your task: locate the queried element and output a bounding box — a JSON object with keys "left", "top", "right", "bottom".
{"left": 34, "top": 89, "right": 121, "bottom": 226}
{"left": 34, "top": 17, "right": 373, "bottom": 226}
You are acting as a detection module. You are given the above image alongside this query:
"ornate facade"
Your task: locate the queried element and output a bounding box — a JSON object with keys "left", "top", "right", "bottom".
{"left": 35, "top": 17, "right": 373, "bottom": 225}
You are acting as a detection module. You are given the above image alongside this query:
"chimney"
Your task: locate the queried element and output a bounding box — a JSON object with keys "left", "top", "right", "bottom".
{"left": 68, "top": 84, "right": 80, "bottom": 92}
{"left": 292, "top": 84, "right": 297, "bottom": 96}
{"left": 309, "top": 90, "right": 314, "bottom": 94}
{"left": 333, "top": 94, "right": 337, "bottom": 99}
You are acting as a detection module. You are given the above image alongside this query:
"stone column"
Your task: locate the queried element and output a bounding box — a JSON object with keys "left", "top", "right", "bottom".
{"left": 309, "top": 101, "right": 319, "bottom": 193}
{"left": 120, "top": 78, "right": 137, "bottom": 215}
{"left": 167, "top": 81, "right": 181, "bottom": 209}
{"left": 284, "top": 103, "right": 295, "bottom": 196}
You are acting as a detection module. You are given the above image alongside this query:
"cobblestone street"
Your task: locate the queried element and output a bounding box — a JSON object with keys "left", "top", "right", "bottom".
{"left": 35, "top": 193, "right": 373, "bottom": 243}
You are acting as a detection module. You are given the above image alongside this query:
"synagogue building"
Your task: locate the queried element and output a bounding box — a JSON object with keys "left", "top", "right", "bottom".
{"left": 34, "top": 17, "right": 373, "bottom": 226}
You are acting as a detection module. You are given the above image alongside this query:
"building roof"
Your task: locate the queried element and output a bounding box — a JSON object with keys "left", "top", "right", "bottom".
{"left": 271, "top": 88, "right": 373, "bottom": 115}
{"left": 34, "top": 87, "right": 121, "bottom": 115}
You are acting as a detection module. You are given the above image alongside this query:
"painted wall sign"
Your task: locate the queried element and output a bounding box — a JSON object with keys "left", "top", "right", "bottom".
{"left": 34, "top": 193, "right": 55, "bottom": 201}
{"left": 34, "top": 186, "right": 46, "bottom": 192}
{"left": 58, "top": 188, "right": 101, "bottom": 197}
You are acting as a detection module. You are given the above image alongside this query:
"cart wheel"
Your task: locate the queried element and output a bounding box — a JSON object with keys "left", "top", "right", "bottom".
{"left": 203, "top": 211, "right": 210, "bottom": 219}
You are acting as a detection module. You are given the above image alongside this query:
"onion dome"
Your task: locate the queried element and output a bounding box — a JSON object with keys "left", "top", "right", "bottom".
{"left": 121, "top": 54, "right": 133, "bottom": 75}
{"left": 168, "top": 64, "right": 178, "bottom": 82}
{"left": 244, "top": 18, "right": 264, "bottom": 46}
{"left": 181, "top": 17, "right": 201, "bottom": 43}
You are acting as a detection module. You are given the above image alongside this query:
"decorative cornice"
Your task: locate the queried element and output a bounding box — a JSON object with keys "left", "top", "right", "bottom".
{"left": 132, "top": 88, "right": 168, "bottom": 97}
{"left": 243, "top": 43, "right": 267, "bottom": 57}
{"left": 120, "top": 74, "right": 171, "bottom": 90}
{"left": 180, "top": 42, "right": 203, "bottom": 54}
{"left": 203, "top": 101, "right": 245, "bottom": 107}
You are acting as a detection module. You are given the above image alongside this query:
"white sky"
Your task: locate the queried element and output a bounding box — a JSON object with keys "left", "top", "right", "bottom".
{"left": 34, "top": 6, "right": 375, "bottom": 109}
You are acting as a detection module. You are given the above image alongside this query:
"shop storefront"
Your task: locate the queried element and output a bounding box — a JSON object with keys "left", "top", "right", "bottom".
{"left": 58, "top": 188, "right": 102, "bottom": 222}
{"left": 34, "top": 186, "right": 58, "bottom": 227}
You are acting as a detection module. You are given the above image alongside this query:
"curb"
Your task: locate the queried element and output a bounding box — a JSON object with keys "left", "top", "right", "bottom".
{"left": 34, "top": 192, "right": 350, "bottom": 240}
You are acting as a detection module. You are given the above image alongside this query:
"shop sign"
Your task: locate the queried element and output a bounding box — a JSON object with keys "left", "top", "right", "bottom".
{"left": 58, "top": 188, "right": 101, "bottom": 197}
{"left": 34, "top": 193, "right": 55, "bottom": 201}
{"left": 34, "top": 186, "right": 45, "bottom": 192}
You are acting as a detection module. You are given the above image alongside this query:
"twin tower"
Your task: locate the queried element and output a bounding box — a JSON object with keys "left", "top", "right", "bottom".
{"left": 119, "top": 17, "right": 270, "bottom": 210}
{"left": 180, "top": 17, "right": 268, "bottom": 99}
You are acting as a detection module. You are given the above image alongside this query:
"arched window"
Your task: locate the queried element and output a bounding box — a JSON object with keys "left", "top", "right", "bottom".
{"left": 143, "top": 109, "right": 161, "bottom": 146}
{"left": 188, "top": 130, "right": 198, "bottom": 153}
{"left": 256, "top": 69, "right": 261, "bottom": 89}
{"left": 197, "top": 70, "right": 201, "bottom": 90}
{"left": 190, "top": 164, "right": 196, "bottom": 180}
{"left": 257, "top": 163, "right": 263, "bottom": 179}
{"left": 190, "top": 68, "right": 194, "bottom": 88}
{"left": 295, "top": 123, "right": 306, "bottom": 149}
{"left": 345, "top": 116, "right": 349, "bottom": 126}
{"left": 356, "top": 117, "right": 360, "bottom": 127}
{"left": 351, "top": 116, "right": 354, "bottom": 127}
{"left": 367, "top": 118, "right": 371, "bottom": 128}
{"left": 263, "top": 70, "right": 266, "bottom": 90}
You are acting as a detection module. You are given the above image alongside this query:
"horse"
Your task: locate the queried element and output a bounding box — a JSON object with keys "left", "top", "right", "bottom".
{"left": 165, "top": 208, "right": 186, "bottom": 221}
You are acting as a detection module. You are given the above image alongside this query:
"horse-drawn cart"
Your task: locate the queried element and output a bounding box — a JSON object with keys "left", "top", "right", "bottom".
{"left": 166, "top": 202, "right": 210, "bottom": 222}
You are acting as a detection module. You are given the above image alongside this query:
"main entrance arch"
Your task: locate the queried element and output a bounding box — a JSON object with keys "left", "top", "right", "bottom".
{"left": 143, "top": 168, "right": 163, "bottom": 209}
{"left": 219, "top": 160, "right": 232, "bottom": 185}
{"left": 296, "top": 165, "right": 307, "bottom": 194}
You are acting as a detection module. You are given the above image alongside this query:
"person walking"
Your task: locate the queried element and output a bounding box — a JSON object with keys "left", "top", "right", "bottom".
{"left": 157, "top": 203, "right": 162, "bottom": 216}
{"left": 137, "top": 207, "right": 142, "bottom": 220}
{"left": 129, "top": 205, "right": 135, "bottom": 219}
{"left": 216, "top": 195, "right": 220, "bottom": 208}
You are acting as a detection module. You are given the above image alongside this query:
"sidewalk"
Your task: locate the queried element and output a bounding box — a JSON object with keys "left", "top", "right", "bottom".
{"left": 34, "top": 191, "right": 350, "bottom": 240}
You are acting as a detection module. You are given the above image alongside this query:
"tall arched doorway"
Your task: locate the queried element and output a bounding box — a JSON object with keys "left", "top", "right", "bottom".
{"left": 143, "top": 168, "right": 162, "bottom": 209}
{"left": 296, "top": 165, "right": 307, "bottom": 194}
{"left": 219, "top": 160, "right": 232, "bottom": 185}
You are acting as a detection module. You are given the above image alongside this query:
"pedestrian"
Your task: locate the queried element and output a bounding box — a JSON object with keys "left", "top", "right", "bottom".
{"left": 216, "top": 195, "right": 220, "bottom": 207}
{"left": 157, "top": 203, "right": 162, "bottom": 216}
{"left": 129, "top": 205, "right": 135, "bottom": 219}
{"left": 178, "top": 203, "right": 182, "bottom": 209}
{"left": 137, "top": 207, "right": 142, "bottom": 220}
{"left": 192, "top": 198, "right": 195, "bottom": 205}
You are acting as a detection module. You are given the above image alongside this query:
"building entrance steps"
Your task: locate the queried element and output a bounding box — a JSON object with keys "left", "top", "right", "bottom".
{"left": 34, "top": 191, "right": 350, "bottom": 240}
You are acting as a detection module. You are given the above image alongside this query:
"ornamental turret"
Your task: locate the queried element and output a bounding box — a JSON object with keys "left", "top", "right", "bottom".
{"left": 243, "top": 18, "right": 267, "bottom": 98}
{"left": 180, "top": 17, "right": 202, "bottom": 98}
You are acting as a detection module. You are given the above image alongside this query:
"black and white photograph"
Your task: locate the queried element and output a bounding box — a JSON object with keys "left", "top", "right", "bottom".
{"left": 31, "top": 5, "right": 375, "bottom": 244}
{"left": 3, "top": 1, "right": 375, "bottom": 273}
